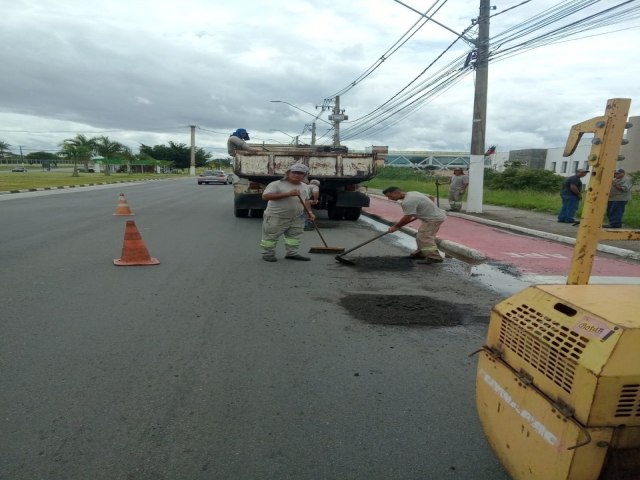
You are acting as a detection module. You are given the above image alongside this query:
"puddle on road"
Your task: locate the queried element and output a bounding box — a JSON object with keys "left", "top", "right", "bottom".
{"left": 469, "top": 262, "right": 530, "bottom": 296}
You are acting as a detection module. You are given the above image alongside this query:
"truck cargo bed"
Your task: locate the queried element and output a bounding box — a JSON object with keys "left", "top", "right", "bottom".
{"left": 234, "top": 147, "right": 377, "bottom": 182}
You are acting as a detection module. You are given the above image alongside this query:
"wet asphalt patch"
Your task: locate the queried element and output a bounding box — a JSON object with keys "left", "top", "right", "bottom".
{"left": 334, "top": 256, "right": 428, "bottom": 271}
{"left": 340, "top": 294, "right": 474, "bottom": 327}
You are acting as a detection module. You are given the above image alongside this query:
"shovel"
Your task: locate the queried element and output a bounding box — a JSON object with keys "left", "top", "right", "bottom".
{"left": 297, "top": 195, "right": 345, "bottom": 254}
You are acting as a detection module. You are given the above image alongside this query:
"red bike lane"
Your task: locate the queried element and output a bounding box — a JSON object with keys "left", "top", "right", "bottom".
{"left": 364, "top": 196, "right": 640, "bottom": 279}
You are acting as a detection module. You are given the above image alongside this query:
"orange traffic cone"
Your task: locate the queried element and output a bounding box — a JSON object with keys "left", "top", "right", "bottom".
{"left": 113, "top": 192, "right": 135, "bottom": 216}
{"left": 113, "top": 220, "right": 160, "bottom": 266}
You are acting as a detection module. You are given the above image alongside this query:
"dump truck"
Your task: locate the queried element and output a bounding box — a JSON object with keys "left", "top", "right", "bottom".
{"left": 232, "top": 145, "right": 378, "bottom": 220}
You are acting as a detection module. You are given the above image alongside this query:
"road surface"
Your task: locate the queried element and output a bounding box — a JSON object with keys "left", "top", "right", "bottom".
{"left": 1, "top": 178, "right": 509, "bottom": 479}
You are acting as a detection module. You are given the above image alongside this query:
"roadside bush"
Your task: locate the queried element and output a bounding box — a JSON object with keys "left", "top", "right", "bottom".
{"left": 375, "top": 166, "right": 437, "bottom": 183}
{"left": 484, "top": 167, "right": 563, "bottom": 192}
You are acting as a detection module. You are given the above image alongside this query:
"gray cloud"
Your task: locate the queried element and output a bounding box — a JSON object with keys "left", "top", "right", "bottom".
{"left": 1, "top": 0, "right": 639, "bottom": 157}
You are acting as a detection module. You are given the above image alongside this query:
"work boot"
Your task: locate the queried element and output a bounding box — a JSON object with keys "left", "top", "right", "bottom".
{"left": 262, "top": 255, "right": 277, "bottom": 262}
{"left": 285, "top": 254, "right": 311, "bottom": 261}
{"left": 416, "top": 257, "right": 443, "bottom": 265}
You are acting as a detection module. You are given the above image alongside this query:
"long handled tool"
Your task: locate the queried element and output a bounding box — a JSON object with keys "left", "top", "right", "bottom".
{"left": 335, "top": 231, "right": 390, "bottom": 265}
{"left": 335, "top": 218, "right": 418, "bottom": 265}
{"left": 297, "top": 195, "right": 345, "bottom": 254}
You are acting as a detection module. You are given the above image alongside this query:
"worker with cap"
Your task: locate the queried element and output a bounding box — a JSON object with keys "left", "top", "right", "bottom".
{"left": 605, "top": 168, "right": 633, "bottom": 228}
{"left": 382, "top": 186, "right": 446, "bottom": 264}
{"left": 304, "top": 179, "right": 321, "bottom": 231}
{"left": 447, "top": 168, "right": 469, "bottom": 212}
{"left": 227, "top": 128, "right": 252, "bottom": 156}
{"left": 260, "top": 163, "right": 315, "bottom": 262}
{"left": 557, "top": 168, "right": 589, "bottom": 224}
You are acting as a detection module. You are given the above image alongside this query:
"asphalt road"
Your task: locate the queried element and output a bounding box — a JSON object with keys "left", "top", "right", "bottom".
{"left": 0, "top": 178, "right": 510, "bottom": 479}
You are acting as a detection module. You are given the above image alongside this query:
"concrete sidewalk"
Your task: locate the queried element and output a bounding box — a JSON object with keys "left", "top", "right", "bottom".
{"left": 363, "top": 191, "right": 640, "bottom": 262}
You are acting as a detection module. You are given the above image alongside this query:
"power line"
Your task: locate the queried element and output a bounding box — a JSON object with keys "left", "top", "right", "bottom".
{"left": 338, "top": 0, "right": 640, "bottom": 143}
{"left": 327, "top": 0, "right": 451, "bottom": 99}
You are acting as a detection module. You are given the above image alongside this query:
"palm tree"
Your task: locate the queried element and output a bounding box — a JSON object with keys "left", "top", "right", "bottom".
{"left": 0, "top": 140, "right": 11, "bottom": 164}
{"left": 61, "top": 135, "right": 97, "bottom": 176}
{"left": 95, "top": 136, "right": 126, "bottom": 176}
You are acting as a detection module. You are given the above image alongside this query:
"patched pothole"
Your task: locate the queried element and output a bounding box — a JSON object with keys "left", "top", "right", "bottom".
{"left": 335, "top": 256, "right": 425, "bottom": 271}
{"left": 340, "top": 294, "right": 470, "bottom": 327}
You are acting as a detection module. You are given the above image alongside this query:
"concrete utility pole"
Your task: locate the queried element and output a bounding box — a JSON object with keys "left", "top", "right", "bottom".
{"left": 311, "top": 122, "right": 317, "bottom": 145}
{"left": 328, "top": 95, "right": 348, "bottom": 147}
{"left": 466, "top": 0, "right": 491, "bottom": 213}
{"left": 189, "top": 125, "right": 196, "bottom": 176}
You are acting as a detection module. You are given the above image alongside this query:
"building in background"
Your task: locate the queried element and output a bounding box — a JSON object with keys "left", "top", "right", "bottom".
{"left": 370, "top": 115, "right": 638, "bottom": 177}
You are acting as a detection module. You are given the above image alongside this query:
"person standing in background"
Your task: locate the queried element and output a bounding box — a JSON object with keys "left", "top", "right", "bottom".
{"left": 557, "top": 168, "right": 588, "bottom": 224}
{"left": 304, "top": 179, "right": 320, "bottom": 231}
{"left": 447, "top": 168, "right": 469, "bottom": 212}
{"left": 605, "top": 168, "right": 633, "bottom": 228}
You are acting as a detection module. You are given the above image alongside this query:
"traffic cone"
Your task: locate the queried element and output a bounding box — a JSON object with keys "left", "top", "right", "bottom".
{"left": 113, "top": 192, "right": 135, "bottom": 216}
{"left": 113, "top": 220, "right": 160, "bottom": 266}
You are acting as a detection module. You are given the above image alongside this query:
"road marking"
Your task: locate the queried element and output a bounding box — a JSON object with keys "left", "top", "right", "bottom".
{"left": 504, "top": 252, "right": 569, "bottom": 259}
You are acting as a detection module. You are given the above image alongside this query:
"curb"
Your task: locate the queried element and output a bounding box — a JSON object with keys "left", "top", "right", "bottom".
{"left": 0, "top": 178, "right": 164, "bottom": 195}
{"left": 364, "top": 192, "right": 639, "bottom": 262}
{"left": 448, "top": 211, "right": 640, "bottom": 262}
{"left": 361, "top": 210, "right": 487, "bottom": 263}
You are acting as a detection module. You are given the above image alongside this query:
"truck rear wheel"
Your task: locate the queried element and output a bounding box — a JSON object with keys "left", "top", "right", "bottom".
{"left": 344, "top": 207, "right": 361, "bottom": 221}
{"left": 234, "top": 208, "right": 249, "bottom": 218}
{"left": 328, "top": 205, "right": 345, "bottom": 220}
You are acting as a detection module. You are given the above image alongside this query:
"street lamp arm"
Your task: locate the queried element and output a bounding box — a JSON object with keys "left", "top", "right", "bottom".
{"left": 269, "top": 129, "right": 295, "bottom": 139}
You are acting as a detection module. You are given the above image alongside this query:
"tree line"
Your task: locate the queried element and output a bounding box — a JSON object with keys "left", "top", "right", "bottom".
{"left": 0, "top": 137, "right": 230, "bottom": 175}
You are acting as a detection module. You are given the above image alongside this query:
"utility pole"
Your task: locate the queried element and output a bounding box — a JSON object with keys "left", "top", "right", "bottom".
{"left": 466, "top": 0, "right": 491, "bottom": 213}
{"left": 311, "top": 122, "right": 316, "bottom": 145}
{"left": 328, "top": 95, "right": 348, "bottom": 147}
{"left": 189, "top": 125, "right": 196, "bottom": 176}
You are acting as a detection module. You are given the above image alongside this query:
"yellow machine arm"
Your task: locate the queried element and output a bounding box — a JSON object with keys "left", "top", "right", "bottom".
{"left": 563, "top": 98, "right": 640, "bottom": 285}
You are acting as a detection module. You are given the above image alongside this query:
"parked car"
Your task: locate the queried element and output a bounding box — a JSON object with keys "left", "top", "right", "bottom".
{"left": 198, "top": 170, "right": 231, "bottom": 185}
{"left": 11, "top": 166, "right": 27, "bottom": 172}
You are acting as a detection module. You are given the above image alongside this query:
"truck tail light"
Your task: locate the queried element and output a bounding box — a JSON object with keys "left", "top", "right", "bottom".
{"left": 345, "top": 184, "right": 357, "bottom": 192}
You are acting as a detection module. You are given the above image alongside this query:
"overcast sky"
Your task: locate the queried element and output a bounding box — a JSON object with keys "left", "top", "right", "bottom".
{"left": 2, "top": 0, "right": 639, "bottom": 158}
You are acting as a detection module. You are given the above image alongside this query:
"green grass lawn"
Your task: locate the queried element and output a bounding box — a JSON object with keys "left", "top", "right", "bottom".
{"left": 365, "top": 175, "right": 640, "bottom": 228}
{"left": 0, "top": 169, "right": 183, "bottom": 192}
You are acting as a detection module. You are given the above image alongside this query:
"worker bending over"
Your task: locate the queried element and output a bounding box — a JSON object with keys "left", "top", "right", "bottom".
{"left": 383, "top": 186, "right": 446, "bottom": 264}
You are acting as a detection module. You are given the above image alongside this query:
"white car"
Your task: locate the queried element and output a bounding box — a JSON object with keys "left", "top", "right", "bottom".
{"left": 198, "top": 170, "right": 231, "bottom": 185}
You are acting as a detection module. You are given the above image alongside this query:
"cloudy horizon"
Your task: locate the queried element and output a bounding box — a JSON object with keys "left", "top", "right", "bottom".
{"left": 2, "top": 0, "right": 639, "bottom": 159}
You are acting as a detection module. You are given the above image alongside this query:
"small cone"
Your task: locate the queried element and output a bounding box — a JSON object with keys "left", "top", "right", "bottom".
{"left": 113, "top": 192, "right": 135, "bottom": 216}
{"left": 113, "top": 220, "right": 160, "bottom": 266}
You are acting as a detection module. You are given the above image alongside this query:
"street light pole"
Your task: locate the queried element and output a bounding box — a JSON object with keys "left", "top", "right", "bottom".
{"left": 189, "top": 125, "right": 196, "bottom": 176}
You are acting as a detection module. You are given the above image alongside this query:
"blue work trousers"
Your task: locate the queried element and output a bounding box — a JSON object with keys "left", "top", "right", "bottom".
{"left": 606, "top": 201, "right": 627, "bottom": 228}
{"left": 558, "top": 195, "right": 579, "bottom": 223}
